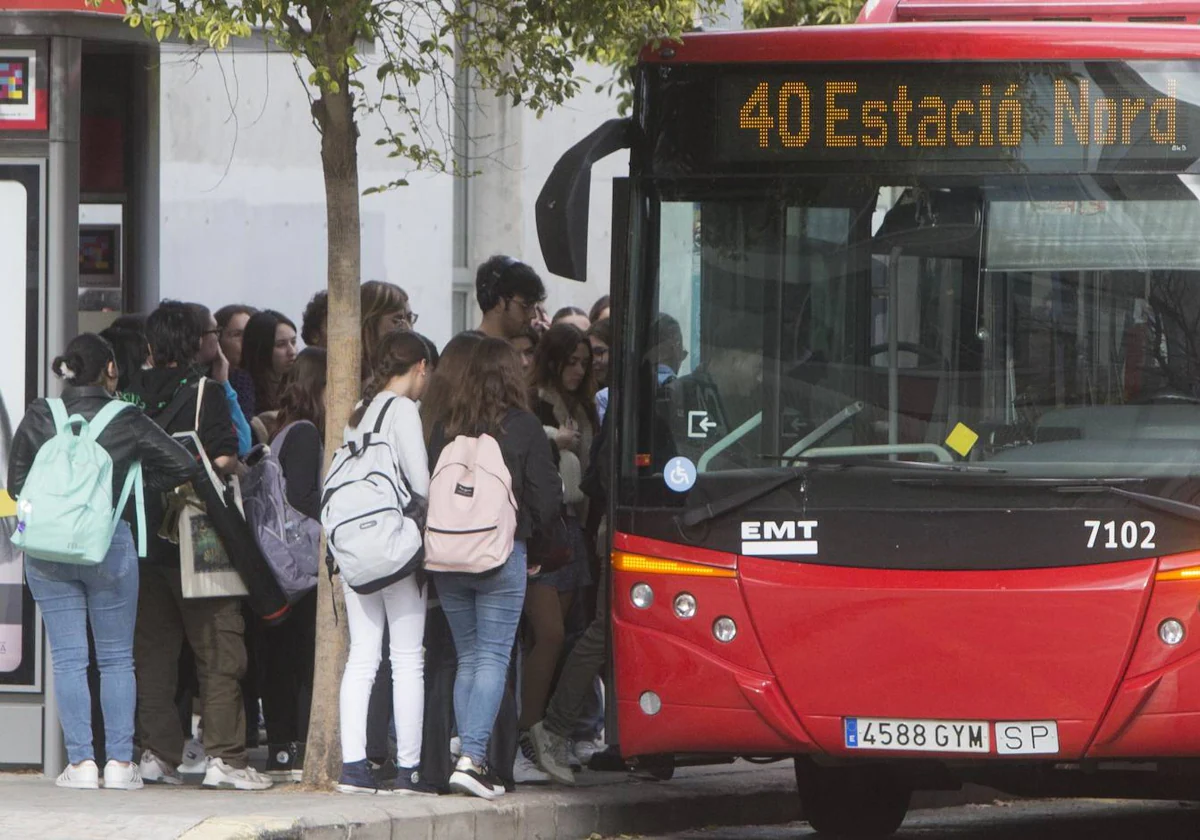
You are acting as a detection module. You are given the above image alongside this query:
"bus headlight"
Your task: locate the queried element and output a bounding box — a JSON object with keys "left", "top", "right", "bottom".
{"left": 631, "top": 583, "right": 654, "bottom": 609}
{"left": 673, "top": 592, "right": 697, "bottom": 619}
{"left": 712, "top": 616, "right": 737, "bottom": 643}
{"left": 1159, "top": 618, "right": 1186, "bottom": 646}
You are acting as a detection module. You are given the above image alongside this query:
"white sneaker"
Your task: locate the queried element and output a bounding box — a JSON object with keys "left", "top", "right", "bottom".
{"left": 139, "top": 751, "right": 183, "bottom": 786}
{"left": 103, "top": 760, "right": 144, "bottom": 791}
{"left": 202, "top": 757, "right": 273, "bottom": 791}
{"left": 178, "top": 738, "right": 206, "bottom": 775}
{"left": 56, "top": 760, "right": 99, "bottom": 790}
{"left": 448, "top": 755, "right": 500, "bottom": 800}
{"left": 513, "top": 751, "right": 551, "bottom": 784}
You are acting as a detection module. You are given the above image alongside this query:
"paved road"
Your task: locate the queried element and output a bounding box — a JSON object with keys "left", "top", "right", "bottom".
{"left": 638, "top": 799, "right": 1200, "bottom": 839}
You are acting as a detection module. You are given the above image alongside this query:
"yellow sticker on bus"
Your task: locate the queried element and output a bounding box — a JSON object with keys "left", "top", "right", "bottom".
{"left": 945, "top": 423, "right": 979, "bottom": 458}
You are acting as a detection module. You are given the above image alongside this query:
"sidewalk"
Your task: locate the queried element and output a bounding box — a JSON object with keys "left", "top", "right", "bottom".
{"left": 0, "top": 761, "right": 805, "bottom": 840}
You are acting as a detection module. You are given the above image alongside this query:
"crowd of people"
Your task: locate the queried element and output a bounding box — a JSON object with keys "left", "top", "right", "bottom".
{"left": 8, "top": 255, "right": 616, "bottom": 798}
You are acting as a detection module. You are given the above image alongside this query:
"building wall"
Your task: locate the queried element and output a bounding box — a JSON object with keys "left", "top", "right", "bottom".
{"left": 155, "top": 43, "right": 456, "bottom": 346}
{"left": 154, "top": 42, "right": 625, "bottom": 349}
{"left": 465, "top": 83, "right": 627, "bottom": 323}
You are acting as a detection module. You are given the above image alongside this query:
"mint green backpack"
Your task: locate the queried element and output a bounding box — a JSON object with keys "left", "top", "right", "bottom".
{"left": 11, "top": 399, "right": 146, "bottom": 564}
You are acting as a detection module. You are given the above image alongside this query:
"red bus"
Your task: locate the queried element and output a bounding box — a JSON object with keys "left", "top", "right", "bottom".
{"left": 538, "top": 2, "right": 1200, "bottom": 836}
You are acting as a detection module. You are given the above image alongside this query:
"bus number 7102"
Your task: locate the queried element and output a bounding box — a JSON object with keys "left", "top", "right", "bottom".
{"left": 1084, "top": 520, "right": 1156, "bottom": 550}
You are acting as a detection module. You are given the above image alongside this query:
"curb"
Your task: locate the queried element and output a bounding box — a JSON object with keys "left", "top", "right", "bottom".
{"left": 176, "top": 770, "right": 1010, "bottom": 840}
{"left": 180, "top": 767, "right": 803, "bottom": 840}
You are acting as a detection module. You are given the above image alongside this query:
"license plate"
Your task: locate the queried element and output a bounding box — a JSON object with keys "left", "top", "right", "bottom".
{"left": 845, "top": 718, "right": 990, "bottom": 753}
{"left": 995, "top": 721, "right": 1059, "bottom": 755}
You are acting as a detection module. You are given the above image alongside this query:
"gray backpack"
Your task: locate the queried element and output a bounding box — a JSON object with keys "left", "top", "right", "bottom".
{"left": 241, "top": 421, "right": 321, "bottom": 602}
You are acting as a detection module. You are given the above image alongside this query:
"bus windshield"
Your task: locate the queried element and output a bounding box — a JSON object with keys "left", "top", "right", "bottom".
{"left": 639, "top": 174, "right": 1200, "bottom": 479}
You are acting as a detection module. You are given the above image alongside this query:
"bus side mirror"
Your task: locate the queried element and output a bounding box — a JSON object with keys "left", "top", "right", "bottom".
{"left": 536, "top": 118, "right": 632, "bottom": 282}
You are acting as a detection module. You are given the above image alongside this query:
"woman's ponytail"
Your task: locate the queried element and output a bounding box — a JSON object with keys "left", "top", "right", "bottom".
{"left": 51, "top": 352, "right": 84, "bottom": 383}
{"left": 349, "top": 373, "right": 387, "bottom": 429}
{"left": 51, "top": 334, "right": 115, "bottom": 387}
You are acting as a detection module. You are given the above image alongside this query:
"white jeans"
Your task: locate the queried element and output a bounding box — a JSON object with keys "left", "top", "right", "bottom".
{"left": 339, "top": 575, "right": 426, "bottom": 766}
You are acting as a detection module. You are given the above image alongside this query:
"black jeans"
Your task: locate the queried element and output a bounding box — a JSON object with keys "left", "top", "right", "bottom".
{"left": 260, "top": 590, "right": 317, "bottom": 745}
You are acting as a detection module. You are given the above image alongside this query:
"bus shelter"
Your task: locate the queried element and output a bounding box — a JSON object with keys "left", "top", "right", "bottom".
{"left": 0, "top": 0, "right": 155, "bottom": 774}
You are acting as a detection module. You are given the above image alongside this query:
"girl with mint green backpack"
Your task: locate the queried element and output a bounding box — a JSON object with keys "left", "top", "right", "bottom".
{"left": 7, "top": 333, "right": 197, "bottom": 791}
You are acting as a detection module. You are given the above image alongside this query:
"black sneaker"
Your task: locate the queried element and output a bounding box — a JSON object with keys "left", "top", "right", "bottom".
{"left": 337, "top": 759, "right": 393, "bottom": 795}
{"left": 449, "top": 756, "right": 501, "bottom": 800}
{"left": 369, "top": 758, "right": 398, "bottom": 786}
{"left": 266, "top": 742, "right": 304, "bottom": 783}
{"left": 483, "top": 764, "right": 508, "bottom": 795}
{"left": 392, "top": 765, "right": 438, "bottom": 796}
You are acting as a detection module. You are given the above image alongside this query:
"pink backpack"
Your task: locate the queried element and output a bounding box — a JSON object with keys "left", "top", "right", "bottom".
{"left": 424, "top": 433, "right": 518, "bottom": 574}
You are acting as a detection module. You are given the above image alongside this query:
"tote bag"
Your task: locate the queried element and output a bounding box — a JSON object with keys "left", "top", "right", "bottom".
{"left": 173, "top": 381, "right": 249, "bottom": 599}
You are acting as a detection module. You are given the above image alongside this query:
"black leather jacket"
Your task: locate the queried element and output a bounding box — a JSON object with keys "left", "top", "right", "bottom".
{"left": 8, "top": 385, "right": 200, "bottom": 517}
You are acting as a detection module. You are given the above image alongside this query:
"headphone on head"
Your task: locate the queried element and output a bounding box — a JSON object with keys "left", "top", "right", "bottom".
{"left": 481, "top": 256, "right": 521, "bottom": 310}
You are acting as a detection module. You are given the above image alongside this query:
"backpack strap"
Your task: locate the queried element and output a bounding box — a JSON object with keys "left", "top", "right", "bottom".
{"left": 372, "top": 396, "right": 397, "bottom": 435}
{"left": 194, "top": 376, "right": 208, "bottom": 431}
{"left": 349, "top": 396, "right": 396, "bottom": 456}
{"left": 113, "top": 461, "right": 147, "bottom": 558}
{"left": 86, "top": 399, "right": 133, "bottom": 440}
{"left": 148, "top": 380, "right": 199, "bottom": 432}
{"left": 271, "top": 420, "right": 304, "bottom": 451}
{"left": 47, "top": 398, "right": 70, "bottom": 434}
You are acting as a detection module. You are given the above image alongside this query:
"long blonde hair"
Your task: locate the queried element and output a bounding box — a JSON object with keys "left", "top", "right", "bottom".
{"left": 361, "top": 281, "right": 410, "bottom": 373}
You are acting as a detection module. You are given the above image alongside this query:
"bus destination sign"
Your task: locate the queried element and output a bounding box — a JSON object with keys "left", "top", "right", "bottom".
{"left": 714, "top": 63, "right": 1198, "bottom": 165}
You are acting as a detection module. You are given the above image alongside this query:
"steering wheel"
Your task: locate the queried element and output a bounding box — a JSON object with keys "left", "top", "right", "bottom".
{"left": 868, "top": 342, "right": 946, "bottom": 369}
{"left": 1131, "top": 390, "right": 1200, "bottom": 406}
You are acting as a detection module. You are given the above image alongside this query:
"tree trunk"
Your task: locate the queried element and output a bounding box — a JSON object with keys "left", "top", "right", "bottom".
{"left": 303, "top": 75, "right": 361, "bottom": 788}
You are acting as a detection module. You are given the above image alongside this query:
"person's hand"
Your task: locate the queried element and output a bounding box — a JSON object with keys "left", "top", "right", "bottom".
{"left": 212, "top": 344, "right": 230, "bottom": 384}
{"left": 533, "top": 304, "right": 551, "bottom": 335}
{"left": 555, "top": 418, "right": 581, "bottom": 452}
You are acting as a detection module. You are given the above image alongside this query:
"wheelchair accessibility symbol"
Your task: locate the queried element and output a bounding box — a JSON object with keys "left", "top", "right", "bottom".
{"left": 664, "top": 457, "right": 697, "bottom": 493}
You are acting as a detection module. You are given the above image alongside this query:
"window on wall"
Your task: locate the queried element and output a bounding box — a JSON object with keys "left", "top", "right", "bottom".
{"left": 452, "top": 287, "right": 471, "bottom": 336}
{"left": 452, "top": 31, "right": 471, "bottom": 271}
{"left": 450, "top": 34, "right": 474, "bottom": 335}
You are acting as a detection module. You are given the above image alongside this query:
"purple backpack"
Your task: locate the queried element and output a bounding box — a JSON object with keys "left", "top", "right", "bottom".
{"left": 241, "top": 421, "right": 321, "bottom": 602}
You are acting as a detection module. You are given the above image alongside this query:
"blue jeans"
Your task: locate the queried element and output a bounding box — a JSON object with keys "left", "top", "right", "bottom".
{"left": 436, "top": 542, "right": 527, "bottom": 766}
{"left": 26, "top": 522, "right": 139, "bottom": 764}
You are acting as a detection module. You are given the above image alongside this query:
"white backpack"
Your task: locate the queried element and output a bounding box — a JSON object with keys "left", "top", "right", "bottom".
{"left": 424, "top": 433, "right": 517, "bottom": 574}
{"left": 320, "top": 397, "right": 423, "bottom": 593}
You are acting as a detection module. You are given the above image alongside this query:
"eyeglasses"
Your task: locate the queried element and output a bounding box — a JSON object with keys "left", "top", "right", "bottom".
{"left": 507, "top": 297, "right": 536, "bottom": 315}
{"left": 393, "top": 311, "right": 419, "bottom": 327}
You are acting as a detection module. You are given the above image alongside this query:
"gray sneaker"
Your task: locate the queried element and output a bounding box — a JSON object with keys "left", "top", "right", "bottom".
{"left": 139, "top": 751, "right": 182, "bottom": 786}
{"left": 529, "top": 722, "right": 576, "bottom": 786}
{"left": 202, "top": 757, "right": 273, "bottom": 791}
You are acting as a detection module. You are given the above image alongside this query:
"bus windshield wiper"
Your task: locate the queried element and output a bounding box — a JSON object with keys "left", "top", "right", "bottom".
{"left": 679, "top": 457, "right": 1005, "bottom": 529}
{"left": 893, "top": 476, "right": 1200, "bottom": 525}
{"left": 678, "top": 466, "right": 809, "bottom": 529}
{"left": 762, "top": 454, "right": 1006, "bottom": 474}
{"left": 1054, "top": 484, "right": 1200, "bottom": 525}
{"left": 893, "top": 476, "right": 1145, "bottom": 488}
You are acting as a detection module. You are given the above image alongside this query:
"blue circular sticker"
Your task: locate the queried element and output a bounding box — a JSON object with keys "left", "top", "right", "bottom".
{"left": 664, "top": 456, "right": 697, "bottom": 493}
